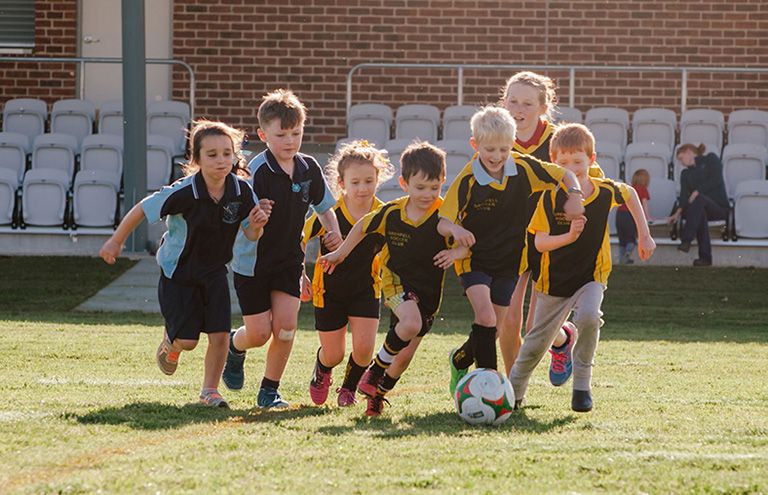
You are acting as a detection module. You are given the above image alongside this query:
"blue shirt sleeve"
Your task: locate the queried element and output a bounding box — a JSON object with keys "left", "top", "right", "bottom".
{"left": 306, "top": 157, "right": 335, "bottom": 214}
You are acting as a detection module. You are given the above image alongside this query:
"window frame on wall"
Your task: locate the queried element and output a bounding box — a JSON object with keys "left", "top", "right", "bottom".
{"left": 0, "top": 0, "right": 35, "bottom": 54}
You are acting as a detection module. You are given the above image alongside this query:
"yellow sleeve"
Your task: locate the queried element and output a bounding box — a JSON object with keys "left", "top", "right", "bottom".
{"left": 528, "top": 191, "right": 552, "bottom": 235}
{"left": 361, "top": 201, "right": 393, "bottom": 236}
{"left": 589, "top": 162, "right": 606, "bottom": 179}
{"left": 518, "top": 154, "right": 566, "bottom": 193}
{"left": 611, "top": 180, "right": 632, "bottom": 208}
{"left": 302, "top": 212, "right": 325, "bottom": 243}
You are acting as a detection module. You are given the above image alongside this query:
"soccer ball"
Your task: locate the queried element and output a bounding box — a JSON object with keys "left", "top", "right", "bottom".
{"left": 454, "top": 368, "right": 516, "bottom": 426}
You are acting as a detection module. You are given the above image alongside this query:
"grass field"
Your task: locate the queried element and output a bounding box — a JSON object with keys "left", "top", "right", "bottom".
{"left": 1, "top": 257, "right": 767, "bottom": 494}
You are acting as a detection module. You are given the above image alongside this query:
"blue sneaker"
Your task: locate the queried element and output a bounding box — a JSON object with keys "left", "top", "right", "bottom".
{"left": 222, "top": 330, "right": 246, "bottom": 390}
{"left": 257, "top": 387, "right": 289, "bottom": 409}
{"left": 572, "top": 389, "right": 593, "bottom": 412}
{"left": 548, "top": 322, "right": 578, "bottom": 387}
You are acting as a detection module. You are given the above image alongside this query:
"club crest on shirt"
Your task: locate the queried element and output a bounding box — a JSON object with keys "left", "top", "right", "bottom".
{"left": 295, "top": 180, "right": 312, "bottom": 202}
{"left": 222, "top": 201, "right": 242, "bottom": 224}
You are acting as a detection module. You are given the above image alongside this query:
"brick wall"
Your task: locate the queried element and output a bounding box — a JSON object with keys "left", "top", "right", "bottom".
{"left": 0, "top": 0, "right": 77, "bottom": 105}
{"left": 2, "top": 0, "right": 767, "bottom": 144}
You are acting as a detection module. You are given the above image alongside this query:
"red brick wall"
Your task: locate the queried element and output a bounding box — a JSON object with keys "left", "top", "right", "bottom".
{"left": 3, "top": 0, "right": 767, "bottom": 144}
{"left": 0, "top": 0, "right": 78, "bottom": 107}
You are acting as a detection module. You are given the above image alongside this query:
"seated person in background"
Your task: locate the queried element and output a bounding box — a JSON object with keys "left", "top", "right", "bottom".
{"left": 616, "top": 168, "right": 669, "bottom": 265}
{"left": 671, "top": 144, "right": 728, "bottom": 267}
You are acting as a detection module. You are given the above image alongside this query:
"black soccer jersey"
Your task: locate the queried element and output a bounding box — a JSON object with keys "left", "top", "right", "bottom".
{"left": 440, "top": 152, "right": 566, "bottom": 278}
{"left": 303, "top": 196, "right": 385, "bottom": 307}
{"left": 530, "top": 177, "right": 630, "bottom": 297}
{"left": 231, "top": 149, "right": 336, "bottom": 277}
{"left": 141, "top": 171, "right": 256, "bottom": 283}
{"left": 361, "top": 196, "right": 449, "bottom": 317}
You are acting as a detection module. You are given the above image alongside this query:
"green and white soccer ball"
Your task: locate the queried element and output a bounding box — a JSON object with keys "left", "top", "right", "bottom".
{"left": 454, "top": 368, "right": 516, "bottom": 426}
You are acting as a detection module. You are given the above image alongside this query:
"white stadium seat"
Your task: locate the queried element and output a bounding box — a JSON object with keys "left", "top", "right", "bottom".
{"left": 727, "top": 109, "right": 768, "bottom": 148}
{"left": 50, "top": 99, "right": 96, "bottom": 150}
{"left": 721, "top": 143, "right": 768, "bottom": 199}
{"left": 585, "top": 107, "right": 630, "bottom": 153}
{"left": 0, "top": 132, "right": 31, "bottom": 182}
{"left": 624, "top": 142, "right": 672, "bottom": 182}
{"left": 442, "top": 105, "right": 476, "bottom": 140}
{"left": 733, "top": 179, "right": 768, "bottom": 239}
{"left": 680, "top": 109, "right": 724, "bottom": 156}
{"left": 376, "top": 138, "right": 413, "bottom": 203}
{"left": 31, "top": 133, "right": 79, "bottom": 183}
{"left": 147, "top": 100, "right": 190, "bottom": 157}
{"left": 72, "top": 169, "right": 121, "bottom": 228}
{"left": 437, "top": 139, "right": 474, "bottom": 184}
{"left": 607, "top": 207, "right": 617, "bottom": 236}
{"left": 22, "top": 168, "right": 70, "bottom": 227}
{"left": 647, "top": 178, "right": 677, "bottom": 225}
{"left": 2, "top": 98, "right": 47, "bottom": 143}
{"left": 347, "top": 103, "right": 393, "bottom": 147}
{"left": 595, "top": 141, "right": 623, "bottom": 180}
{"left": 631, "top": 108, "right": 677, "bottom": 151}
{"left": 80, "top": 134, "right": 123, "bottom": 177}
{"left": 147, "top": 135, "right": 175, "bottom": 191}
{"left": 98, "top": 100, "right": 124, "bottom": 136}
{"left": 0, "top": 167, "right": 19, "bottom": 226}
{"left": 395, "top": 104, "right": 440, "bottom": 142}
{"left": 553, "top": 106, "right": 582, "bottom": 124}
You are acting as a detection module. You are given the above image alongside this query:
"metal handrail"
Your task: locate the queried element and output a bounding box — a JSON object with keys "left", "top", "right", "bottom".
{"left": 0, "top": 56, "right": 195, "bottom": 118}
{"left": 346, "top": 63, "right": 768, "bottom": 117}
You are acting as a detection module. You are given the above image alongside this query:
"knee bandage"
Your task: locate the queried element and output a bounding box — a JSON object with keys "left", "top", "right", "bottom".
{"left": 278, "top": 328, "right": 296, "bottom": 341}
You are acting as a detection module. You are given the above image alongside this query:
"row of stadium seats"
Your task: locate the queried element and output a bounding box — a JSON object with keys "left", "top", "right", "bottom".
{"left": 1, "top": 98, "right": 190, "bottom": 158}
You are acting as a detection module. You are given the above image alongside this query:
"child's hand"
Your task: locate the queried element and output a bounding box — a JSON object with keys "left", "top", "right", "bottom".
{"left": 300, "top": 271, "right": 313, "bottom": 302}
{"left": 637, "top": 233, "right": 656, "bottom": 261}
{"left": 451, "top": 224, "right": 476, "bottom": 248}
{"left": 568, "top": 215, "right": 587, "bottom": 241}
{"left": 99, "top": 238, "right": 122, "bottom": 265}
{"left": 248, "top": 205, "right": 269, "bottom": 229}
{"left": 318, "top": 251, "right": 345, "bottom": 274}
{"left": 433, "top": 247, "right": 466, "bottom": 269}
{"left": 323, "top": 231, "right": 343, "bottom": 251}
{"left": 564, "top": 194, "right": 585, "bottom": 220}
{"left": 258, "top": 198, "right": 274, "bottom": 217}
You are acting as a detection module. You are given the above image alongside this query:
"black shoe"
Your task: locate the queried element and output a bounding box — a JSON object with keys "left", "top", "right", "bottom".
{"left": 677, "top": 241, "right": 691, "bottom": 253}
{"left": 693, "top": 258, "right": 712, "bottom": 267}
{"left": 571, "top": 389, "right": 593, "bottom": 412}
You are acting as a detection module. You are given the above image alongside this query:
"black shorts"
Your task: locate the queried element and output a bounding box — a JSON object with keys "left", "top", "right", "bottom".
{"left": 314, "top": 295, "right": 380, "bottom": 332}
{"left": 158, "top": 274, "right": 231, "bottom": 342}
{"left": 233, "top": 264, "right": 303, "bottom": 316}
{"left": 388, "top": 307, "right": 434, "bottom": 338}
{"left": 459, "top": 271, "right": 518, "bottom": 307}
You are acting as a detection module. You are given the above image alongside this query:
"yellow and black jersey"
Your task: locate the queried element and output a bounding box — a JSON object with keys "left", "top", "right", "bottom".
{"left": 361, "top": 196, "right": 449, "bottom": 317}
{"left": 303, "top": 196, "right": 385, "bottom": 307}
{"left": 440, "top": 152, "right": 566, "bottom": 278}
{"left": 530, "top": 177, "right": 631, "bottom": 297}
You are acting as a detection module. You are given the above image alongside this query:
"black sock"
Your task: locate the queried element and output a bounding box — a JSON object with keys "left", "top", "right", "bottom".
{"left": 471, "top": 323, "right": 497, "bottom": 370}
{"left": 372, "top": 327, "right": 410, "bottom": 370}
{"left": 316, "top": 347, "right": 333, "bottom": 373}
{"left": 261, "top": 377, "right": 279, "bottom": 390}
{"left": 377, "top": 372, "right": 400, "bottom": 396}
{"left": 452, "top": 335, "right": 474, "bottom": 370}
{"left": 341, "top": 354, "right": 369, "bottom": 390}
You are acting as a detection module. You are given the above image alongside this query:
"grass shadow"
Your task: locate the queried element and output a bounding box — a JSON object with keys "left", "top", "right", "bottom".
{"left": 68, "top": 401, "right": 328, "bottom": 430}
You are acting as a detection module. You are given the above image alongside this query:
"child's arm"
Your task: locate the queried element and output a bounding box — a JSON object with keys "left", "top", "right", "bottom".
{"left": 436, "top": 217, "right": 476, "bottom": 248}
{"left": 242, "top": 204, "right": 269, "bottom": 241}
{"left": 316, "top": 208, "right": 343, "bottom": 251}
{"left": 534, "top": 215, "right": 587, "bottom": 252}
{"left": 641, "top": 197, "right": 653, "bottom": 221}
{"left": 99, "top": 204, "right": 146, "bottom": 264}
{"left": 433, "top": 245, "right": 470, "bottom": 269}
{"left": 624, "top": 187, "right": 656, "bottom": 261}
{"left": 318, "top": 219, "right": 366, "bottom": 274}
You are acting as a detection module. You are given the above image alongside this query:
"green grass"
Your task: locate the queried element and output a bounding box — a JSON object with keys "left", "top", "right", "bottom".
{"left": 1, "top": 259, "right": 767, "bottom": 494}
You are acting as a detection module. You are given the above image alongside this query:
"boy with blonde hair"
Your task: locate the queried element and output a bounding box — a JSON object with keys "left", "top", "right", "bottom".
{"left": 509, "top": 123, "right": 655, "bottom": 412}
{"left": 442, "top": 105, "right": 585, "bottom": 396}
{"left": 225, "top": 89, "right": 342, "bottom": 408}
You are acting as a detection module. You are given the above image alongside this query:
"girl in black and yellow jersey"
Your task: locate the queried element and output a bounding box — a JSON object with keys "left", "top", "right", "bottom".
{"left": 509, "top": 123, "right": 655, "bottom": 413}
{"left": 499, "top": 71, "right": 605, "bottom": 377}
{"left": 303, "top": 141, "right": 394, "bottom": 407}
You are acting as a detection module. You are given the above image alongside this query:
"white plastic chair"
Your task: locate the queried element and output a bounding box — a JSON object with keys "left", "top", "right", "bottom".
{"left": 72, "top": 169, "right": 121, "bottom": 228}
{"left": 0, "top": 167, "right": 19, "bottom": 226}
{"left": 442, "top": 105, "right": 476, "bottom": 140}
{"left": 437, "top": 139, "right": 473, "bottom": 184}
{"left": 680, "top": 109, "right": 724, "bottom": 156}
{"left": 624, "top": 142, "right": 672, "bottom": 182}
{"left": 647, "top": 178, "right": 677, "bottom": 226}
{"left": 595, "top": 141, "right": 623, "bottom": 180}
{"left": 98, "top": 100, "right": 124, "bottom": 136}
{"left": 31, "top": 133, "right": 79, "bottom": 183}
{"left": 348, "top": 103, "right": 393, "bottom": 147}
{"left": 733, "top": 179, "right": 768, "bottom": 239}
{"left": 721, "top": 143, "right": 768, "bottom": 199}
{"left": 50, "top": 99, "right": 96, "bottom": 151}
{"left": 147, "top": 100, "right": 190, "bottom": 157}
{"left": 2, "top": 98, "right": 47, "bottom": 143}
{"left": 0, "top": 132, "right": 31, "bottom": 182}
{"left": 585, "top": 107, "right": 630, "bottom": 153}
{"left": 147, "top": 135, "right": 175, "bottom": 191}
{"left": 631, "top": 108, "right": 676, "bottom": 151}
{"left": 80, "top": 134, "right": 123, "bottom": 177}
{"left": 553, "top": 106, "right": 582, "bottom": 124}
{"left": 395, "top": 104, "right": 440, "bottom": 142}
{"left": 727, "top": 109, "right": 768, "bottom": 148}
{"left": 22, "top": 168, "right": 70, "bottom": 227}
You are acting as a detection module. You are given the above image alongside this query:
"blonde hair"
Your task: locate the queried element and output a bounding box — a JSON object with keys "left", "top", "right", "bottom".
{"left": 550, "top": 123, "right": 595, "bottom": 157}
{"left": 470, "top": 105, "right": 517, "bottom": 145}
{"left": 258, "top": 88, "right": 306, "bottom": 129}
{"left": 501, "top": 71, "right": 557, "bottom": 120}
{"left": 631, "top": 169, "right": 650, "bottom": 188}
{"left": 182, "top": 119, "right": 248, "bottom": 178}
{"left": 325, "top": 140, "right": 395, "bottom": 197}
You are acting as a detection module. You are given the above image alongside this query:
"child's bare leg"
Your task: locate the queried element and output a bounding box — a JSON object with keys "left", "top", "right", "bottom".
{"left": 263, "top": 291, "right": 300, "bottom": 383}
{"left": 318, "top": 327, "right": 347, "bottom": 369}
{"left": 348, "top": 316, "right": 377, "bottom": 369}
{"left": 202, "top": 332, "right": 228, "bottom": 390}
{"left": 234, "top": 311, "right": 272, "bottom": 351}
{"left": 386, "top": 336, "right": 423, "bottom": 379}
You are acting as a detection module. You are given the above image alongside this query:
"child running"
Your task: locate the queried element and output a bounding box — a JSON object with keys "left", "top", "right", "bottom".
{"left": 319, "top": 141, "right": 472, "bottom": 416}
{"left": 303, "top": 140, "right": 394, "bottom": 407}
{"left": 99, "top": 120, "right": 268, "bottom": 408}
{"left": 225, "top": 89, "right": 342, "bottom": 408}
{"left": 509, "top": 123, "right": 655, "bottom": 412}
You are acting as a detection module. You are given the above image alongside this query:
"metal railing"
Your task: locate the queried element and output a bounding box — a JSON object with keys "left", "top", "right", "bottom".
{"left": 346, "top": 63, "right": 768, "bottom": 117}
{"left": 0, "top": 56, "right": 195, "bottom": 117}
